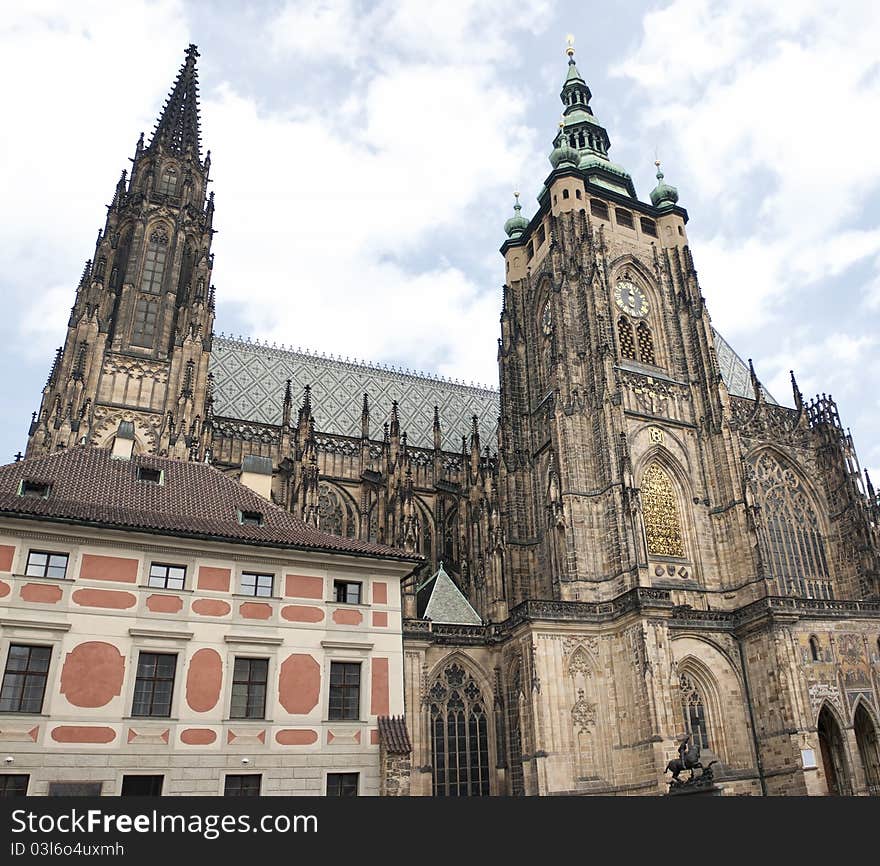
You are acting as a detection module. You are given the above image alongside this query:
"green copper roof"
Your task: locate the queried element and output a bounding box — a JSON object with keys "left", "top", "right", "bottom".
{"left": 504, "top": 193, "right": 529, "bottom": 238}
{"left": 564, "top": 58, "right": 585, "bottom": 86}
{"left": 650, "top": 162, "right": 679, "bottom": 209}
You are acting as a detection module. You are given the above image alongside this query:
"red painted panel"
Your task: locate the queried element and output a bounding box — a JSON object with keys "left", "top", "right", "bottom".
{"left": 51, "top": 726, "right": 116, "bottom": 744}
{"left": 275, "top": 729, "right": 319, "bottom": 746}
{"left": 370, "top": 728, "right": 380, "bottom": 745}
{"left": 0, "top": 544, "right": 15, "bottom": 572}
{"left": 79, "top": 554, "right": 138, "bottom": 583}
{"left": 181, "top": 728, "right": 217, "bottom": 745}
{"left": 72, "top": 588, "right": 136, "bottom": 609}
{"left": 192, "top": 599, "right": 231, "bottom": 617}
{"left": 372, "top": 611, "right": 389, "bottom": 628}
{"left": 285, "top": 574, "right": 324, "bottom": 599}
{"left": 20, "top": 583, "right": 63, "bottom": 604}
{"left": 239, "top": 602, "right": 272, "bottom": 620}
{"left": 197, "top": 566, "right": 231, "bottom": 591}
{"left": 60, "top": 641, "right": 125, "bottom": 708}
{"left": 281, "top": 605, "right": 324, "bottom": 623}
{"left": 333, "top": 608, "right": 363, "bottom": 626}
{"left": 372, "top": 581, "right": 388, "bottom": 604}
{"left": 146, "top": 594, "right": 184, "bottom": 613}
{"left": 185, "top": 649, "right": 223, "bottom": 713}
{"left": 278, "top": 654, "right": 320, "bottom": 715}
{"left": 0, "top": 580, "right": 9, "bottom": 598}
{"left": 371, "top": 657, "right": 390, "bottom": 716}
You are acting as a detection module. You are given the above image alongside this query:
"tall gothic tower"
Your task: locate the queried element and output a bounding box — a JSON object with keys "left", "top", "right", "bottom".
{"left": 27, "top": 45, "right": 216, "bottom": 460}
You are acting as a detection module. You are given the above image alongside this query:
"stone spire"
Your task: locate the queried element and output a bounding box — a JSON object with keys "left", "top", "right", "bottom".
{"left": 149, "top": 44, "right": 203, "bottom": 161}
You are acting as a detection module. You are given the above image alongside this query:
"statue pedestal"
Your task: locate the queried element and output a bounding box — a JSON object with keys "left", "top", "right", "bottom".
{"left": 666, "top": 783, "right": 724, "bottom": 797}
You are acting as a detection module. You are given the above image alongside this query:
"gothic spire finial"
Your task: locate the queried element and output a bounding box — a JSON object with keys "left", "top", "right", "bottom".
{"left": 565, "top": 33, "right": 575, "bottom": 61}
{"left": 790, "top": 370, "right": 804, "bottom": 411}
{"left": 150, "top": 44, "right": 203, "bottom": 161}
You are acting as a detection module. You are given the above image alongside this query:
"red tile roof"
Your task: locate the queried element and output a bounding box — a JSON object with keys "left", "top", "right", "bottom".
{"left": 377, "top": 715, "right": 411, "bottom": 754}
{"left": 0, "top": 447, "right": 420, "bottom": 562}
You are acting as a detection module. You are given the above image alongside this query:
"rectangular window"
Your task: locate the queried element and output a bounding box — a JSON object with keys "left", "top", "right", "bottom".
{"left": 224, "top": 774, "right": 261, "bottom": 797}
{"left": 25, "top": 551, "right": 69, "bottom": 579}
{"left": 640, "top": 217, "right": 658, "bottom": 237}
{"left": 137, "top": 466, "right": 162, "bottom": 484}
{"left": 147, "top": 563, "right": 186, "bottom": 590}
{"left": 328, "top": 662, "right": 361, "bottom": 721}
{"left": 0, "top": 644, "right": 51, "bottom": 714}
{"left": 535, "top": 224, "right": 546, "bottom": 247}
{"left": 141, "top": 242, "right": 168, "bottom": 295}
{"left": 240, "top": 572, "right": 273, "bottom": 598}
{"left": 20, "top": 480, "right": 51, "bottom": 498}
{"left": 131, "top": 298, "right": 159, "bottom": 348}
{"left": 333, "top": 580, "right": 362, "bottom": 605}
{"left": 47, "top": 782, "right": 103, "bottom": 797}
{"left": 326, "top": 772, "right": 359, "bottom": 797}
{"left": 0, "top": 774, "right": 29, "bottom": 797}
{"left": 121, "top": 775, "right": 164, "bottom": 796}
{"left": 230, "top": 657, "right": 268, "bottom": 720}
{"left": 131, "top": 652, "right": 177, "bottom": 718}
{"left": 590, "top": 199, "right": 609, "bottom": 220}
{"left": 615, "top": 208, "right": 634, "bottom": 229}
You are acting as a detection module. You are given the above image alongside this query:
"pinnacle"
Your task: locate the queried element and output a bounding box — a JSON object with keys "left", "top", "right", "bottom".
{"left": 150, "top": 44, "right": 203, "bottom": 160}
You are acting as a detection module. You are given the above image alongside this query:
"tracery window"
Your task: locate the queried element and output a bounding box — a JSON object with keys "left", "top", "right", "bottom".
{"left": 158, "top": 166, "right": 178, "bottom": 196}
{"left": 679, "top": 673, "right": 710, "bottom": 749}
{"left": 749, "top": 452, "right": 832, "bottom": 598}
{"left": 642, "top": 463, "right": 685, "bottom": 557}
{"left": 318, "top": 484, "right": 355, "bottom": 538}
{"left": 618, "top": 316, "right": 636, "bottom": 360}
{"left": 636, "top": 321, "right": 656, "bottom": 365}
{"left": 429, "top": 663, "right": 491, "bottom": 797}
{"left": 141, "top": 230, "right": 169, "bottom": 295}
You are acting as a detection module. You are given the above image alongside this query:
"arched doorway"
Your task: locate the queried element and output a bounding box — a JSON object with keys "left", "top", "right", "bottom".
{"left": 817, "top": 705, "right": 851, "bottom": 795}
{"left": 853, "top": 704, "right": 880, "bottom": 795}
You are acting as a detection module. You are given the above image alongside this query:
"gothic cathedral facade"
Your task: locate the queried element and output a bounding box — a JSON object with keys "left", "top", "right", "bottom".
{"left": 24, "top": 45, "right": 880, "bottom": 795}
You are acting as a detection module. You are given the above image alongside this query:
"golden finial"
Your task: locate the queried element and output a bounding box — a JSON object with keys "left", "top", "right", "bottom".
{"left": 514, "top": 191, "right": 520, "bottom": 202}
{"left": 565, "top": 34, "right": 575, "bottom": 58}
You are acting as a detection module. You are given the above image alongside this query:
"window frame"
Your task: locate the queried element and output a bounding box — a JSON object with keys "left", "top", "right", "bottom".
{"left": 333, "top": 580, "right": 363, "bottom": 605}
{"left": 0, "top": 774, "right": 29, "bottom": 797}
{"left": 24, "top": 550, "right": 69, "bottom": 579}
{"left": 147, "top": 562, "right": 186, "bottom": 591}
{"left": 130, "top": 651, "right": 178, "bottom": 718}
{"left": 239, "top": 572, "right": 274, "bottom": 598}
{"left": 229, "top": 656, "right": 269, "bottom": 720}
{"left": 328, "top": 661, "right": 362, "bottom": 721}
{"left": 223, "top": 774, "right": 262, "bottom": 797}
{"left": 0, "top": 643, "right": 52, "bottom": 714}
{"left": 120, "top": 774, "right": 164, "bottom": 796}
{"left": 326, "top": 772, "right": 359, "bottom": 797}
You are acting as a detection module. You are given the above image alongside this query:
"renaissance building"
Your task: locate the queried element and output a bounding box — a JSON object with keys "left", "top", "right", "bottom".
{"left": 13, "top": 43, "right": 880, "bottom": 796}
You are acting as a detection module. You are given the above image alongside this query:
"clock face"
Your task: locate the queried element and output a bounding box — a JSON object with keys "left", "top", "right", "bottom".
{"left": 614, "top": 280, "right": 649, "bottom": 318}
{"left": 541, "top": 301, "right": 553, "bottom": 335}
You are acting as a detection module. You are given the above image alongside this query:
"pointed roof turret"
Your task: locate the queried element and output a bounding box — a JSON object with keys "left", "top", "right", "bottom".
{"left": 150, "top": 44, "right": 202, "bottom": 161}
{"left": 416, "top": 563, "right": 482, "bottom": 625}
{"left": 649, "top": 160, "right": 679, "bottom": 210}
{"left": 503, "top": 191, "right": 529, "bottom": 239}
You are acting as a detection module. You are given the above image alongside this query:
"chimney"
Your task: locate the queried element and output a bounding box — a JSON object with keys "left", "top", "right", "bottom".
{"left": 239, "top": 455, "right": 273, "bottom": 499}
{"left": 111, "top": 421, "right": 135, "bottom": 460}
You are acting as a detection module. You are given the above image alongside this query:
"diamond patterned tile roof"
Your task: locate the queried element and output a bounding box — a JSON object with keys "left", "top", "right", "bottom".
{"left": 210, "top": 336, "right": 500, "bottom": 450}
{"left": 209, "top": 329, "right": 771, "bottom": 448}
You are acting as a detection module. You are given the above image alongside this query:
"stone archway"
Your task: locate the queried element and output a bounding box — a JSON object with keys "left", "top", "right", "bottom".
{"left": 817, "top": 704, "right": 851, "bottom": 796}
{"left": 853, "top": 703, "right": 880, "bottom": 795}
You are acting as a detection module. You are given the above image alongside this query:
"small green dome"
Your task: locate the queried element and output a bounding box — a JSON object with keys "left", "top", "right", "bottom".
{"left": 549, "top": 125, "right": 579, "bottom": 169}
{"left": 650, "top": 162, "right": 679, "bottom": 209}
{"left": 504, "top": 193, "right": 529, "bottom": 238}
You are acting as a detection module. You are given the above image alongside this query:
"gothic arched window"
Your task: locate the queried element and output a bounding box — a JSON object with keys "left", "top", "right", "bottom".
{"left": 636, "top": 321, "right": 656, "bottom": 365}
{"left": 158, "top": 166, "right": 178, "bottom": 195}
{"left": 750, "top": 451, "right": 832, "bottom": 598}
{"left": 618, "top": 316, "right": 636, "bottom": 360}
{"left": 810, "top": 636, "right": 821, "bottom": 662}
{"left": 429, "top": 662, "right": 491, "bottom": 797}
{"left": 141, "top": 230, "right": 169, "bottom": 295}
{"left": 642, "top": 463, "right": 685, "bottom": 557}
{"left": 318, "top": 484, "right": 354, "bottom": 538}
{"left": 680, "top": 673, "right": 710, "bottom": 749}
{"left": 131, "top": 298, "right": 158, "bottom": 349}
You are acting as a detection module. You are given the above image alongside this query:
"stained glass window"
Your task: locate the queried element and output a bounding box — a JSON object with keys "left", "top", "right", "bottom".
{"left": 679, "top": 673, "right": 710, "bottom": 749}
{"left": 140, "top": 230, "right": 168, "bottom": 294}
{"left": 642, "top": 464, "right": 685, "bottom": 557}
{"left": 430, "top": 663, "right": 491, "bottom": 797}
{"left": 750, "top": 452, "right": 832, "bottom": 598}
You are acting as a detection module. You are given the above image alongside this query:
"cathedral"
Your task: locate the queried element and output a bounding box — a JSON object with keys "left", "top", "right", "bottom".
{"left": 22, "top": 43, "right": 880, "bottom": 796}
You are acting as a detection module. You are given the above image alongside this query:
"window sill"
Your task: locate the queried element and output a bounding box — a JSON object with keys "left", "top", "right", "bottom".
{"left": 224, "top": 718, "right": 273, "bottom": 724}
{"left": 323, "top": 719, "right": 367, "bottom": 725}
{"left": 123, "top": 716, "right": 177, "bottom": 722}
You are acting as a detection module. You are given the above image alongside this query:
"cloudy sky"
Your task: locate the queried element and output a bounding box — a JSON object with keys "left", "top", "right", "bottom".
{"left": 1, "top": 0, "right": 878, "bottom": 479}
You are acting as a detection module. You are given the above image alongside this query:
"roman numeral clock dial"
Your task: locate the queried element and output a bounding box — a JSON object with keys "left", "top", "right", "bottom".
{"left": 614, "top": 280, "right": 648, "bottom": 317}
